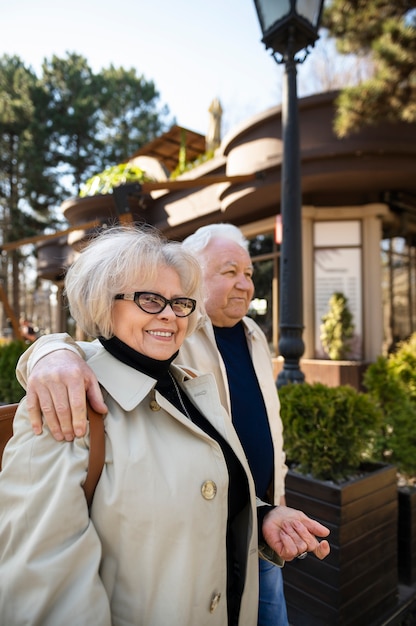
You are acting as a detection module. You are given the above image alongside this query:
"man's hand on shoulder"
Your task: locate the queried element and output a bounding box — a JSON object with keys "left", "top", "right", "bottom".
{"left": 27, "top": 350, "right": 107, "bottom": 441}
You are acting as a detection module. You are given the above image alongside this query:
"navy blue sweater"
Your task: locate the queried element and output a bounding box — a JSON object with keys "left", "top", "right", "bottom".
{"left": 214, "top": 322, "right": 274, "bottom": 501}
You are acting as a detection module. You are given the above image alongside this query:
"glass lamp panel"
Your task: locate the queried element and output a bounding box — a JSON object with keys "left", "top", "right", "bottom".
{"left": 296, "top": 0, "right": 323, "bottom": 27}
{"left": 255, "top": 0, "right": 290, "bottom": 33}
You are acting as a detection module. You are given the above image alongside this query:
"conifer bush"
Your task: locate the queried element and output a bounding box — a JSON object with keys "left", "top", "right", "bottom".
{"left": 320, "top": 292, "right": 355, "bottom": 360}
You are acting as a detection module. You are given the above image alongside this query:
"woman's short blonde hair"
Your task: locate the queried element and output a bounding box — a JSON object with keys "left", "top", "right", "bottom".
{"left": 64, "top": 225, "right": 204, "bottom": 339}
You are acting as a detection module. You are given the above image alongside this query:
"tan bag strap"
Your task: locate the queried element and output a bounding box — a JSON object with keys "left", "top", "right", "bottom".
{"left": 83, "top": 402, "right": 105, "bottom": 508}
{"left": 0, "top": 401, "right": 105, "bottom": 509}
{"left": 0, "top": 403, "right": 19, "bottom": 470}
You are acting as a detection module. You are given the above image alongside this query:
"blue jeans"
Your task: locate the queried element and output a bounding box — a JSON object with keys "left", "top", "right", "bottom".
{"left": 258, "top": 558, "right": 289, "bottom": 626}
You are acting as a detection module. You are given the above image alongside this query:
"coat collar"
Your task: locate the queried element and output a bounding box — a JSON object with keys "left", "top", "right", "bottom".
{"left": 86, "top": 345, "right": 204, "bottom": 413}
{"left": 86, "top": 346, "right": 153, "bottom": 411}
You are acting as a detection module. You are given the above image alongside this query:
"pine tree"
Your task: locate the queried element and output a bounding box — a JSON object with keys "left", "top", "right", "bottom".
{"left": 0, "top": 55, "right": 46, "bottom": 319}
{"left": 323, "top": 0, "right": 416, "bottom": 136}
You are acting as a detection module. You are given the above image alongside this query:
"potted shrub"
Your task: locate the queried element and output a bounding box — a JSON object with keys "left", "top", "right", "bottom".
{"left": 320, "top": 292, "right": 355, "bottom": 361}
{"left": 364, "top": 333, "right": 416, "bottom": 586}
{"left": 279, "top": 382, "right": 398, "bottom": 626}
{"left": 283, "top": 291, "right": 367, "bottom": 392}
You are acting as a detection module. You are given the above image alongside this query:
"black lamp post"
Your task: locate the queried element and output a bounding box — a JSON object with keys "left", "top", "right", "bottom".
{"left": 253, "top": 0, "right": 325, "bottom": 387}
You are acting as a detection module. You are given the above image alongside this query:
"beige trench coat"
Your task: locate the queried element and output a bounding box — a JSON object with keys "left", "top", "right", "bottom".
{"left": 3, "top": 346, "right": 259, "bottom": 625}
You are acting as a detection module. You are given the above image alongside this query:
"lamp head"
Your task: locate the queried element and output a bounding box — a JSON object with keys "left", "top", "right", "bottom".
{"left": 254, "top": 0, "right": 325, "bottom": 58}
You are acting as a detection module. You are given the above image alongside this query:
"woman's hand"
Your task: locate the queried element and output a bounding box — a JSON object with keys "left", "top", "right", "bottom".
{"left": 27, "top": 351, "right": 107, "bottom": 441}
{"left": 262, "top": 505, "right": 331, "bottom": 561}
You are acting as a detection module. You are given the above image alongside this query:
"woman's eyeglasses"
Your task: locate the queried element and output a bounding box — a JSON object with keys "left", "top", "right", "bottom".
{"left": 115, "top": 292, "right": 196, "bottom": 318}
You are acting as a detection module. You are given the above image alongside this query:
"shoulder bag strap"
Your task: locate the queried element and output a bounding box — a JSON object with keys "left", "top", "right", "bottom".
{"left": 83, "top": 402, "right": 105, "bottom": 509}
{"left": 0, "top": 401, "right": 104, "bottom": 509}
{"left": 0, "top": 403, "right": 19, "bottom": 470}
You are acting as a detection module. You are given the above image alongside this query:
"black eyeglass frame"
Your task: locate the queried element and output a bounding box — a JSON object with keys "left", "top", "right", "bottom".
{"left": 115, "top": 291, "right": 197, "bottom": 318}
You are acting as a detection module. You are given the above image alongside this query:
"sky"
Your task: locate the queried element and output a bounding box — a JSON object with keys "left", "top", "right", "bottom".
{"left": 0, "top": 0, "right": 325, "bottom": 139}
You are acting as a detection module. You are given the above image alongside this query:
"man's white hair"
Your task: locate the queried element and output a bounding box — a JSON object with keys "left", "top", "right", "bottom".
{"left": 182, "top": 223, "right": 249, "bottom": 256}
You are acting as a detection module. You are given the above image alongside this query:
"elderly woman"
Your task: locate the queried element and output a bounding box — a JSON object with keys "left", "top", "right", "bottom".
{"left": 0, "top": 226, "right": 330, "bottom": 626}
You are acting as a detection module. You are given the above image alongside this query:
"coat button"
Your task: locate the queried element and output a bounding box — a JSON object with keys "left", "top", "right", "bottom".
{"left": 209, "top": 592, "right": 221, "bottom": 613}
{"left": 201, "top": 480, "right": 217, "bottom": 500}
{"left": 149, "top": 399, "right": 160, "bottom": 411}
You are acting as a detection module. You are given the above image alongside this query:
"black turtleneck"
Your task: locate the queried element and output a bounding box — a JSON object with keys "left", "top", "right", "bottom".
{"left": 99, "top": 335, "right": 177, "bottom": 378}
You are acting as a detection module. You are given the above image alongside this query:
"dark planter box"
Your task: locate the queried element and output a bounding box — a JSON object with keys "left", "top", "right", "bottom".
{"left": 398, "top": 486, "right": 416, "bottom": 585}
{"left": 283, "top": 463, "right": 398, "bottom": 626}
{"left": 272, "top": 359, "right": 369, "bottom": 391}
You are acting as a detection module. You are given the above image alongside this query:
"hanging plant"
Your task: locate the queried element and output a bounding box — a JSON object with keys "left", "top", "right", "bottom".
{"left": 79, "top": 163, "right": 153, "bottom": 197}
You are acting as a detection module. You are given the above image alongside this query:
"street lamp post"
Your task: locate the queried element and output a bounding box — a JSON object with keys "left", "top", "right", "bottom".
{"left": 253, "top": 0, "right": 325, "bottom": 387}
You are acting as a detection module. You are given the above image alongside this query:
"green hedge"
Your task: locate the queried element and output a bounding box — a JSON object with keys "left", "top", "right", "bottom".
{"left": 364, "top": 333, "right": 416, "bottom": 480}
{"left": 0, "top": 340, "right": 28, "bottom": 404}
{"left": 279, "top": 382, "right": 382, "bottom": 482}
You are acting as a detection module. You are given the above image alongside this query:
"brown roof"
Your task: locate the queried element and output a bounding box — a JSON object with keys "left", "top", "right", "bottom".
{"left": 129, "top": 125, "right": 206, "bottom": 173}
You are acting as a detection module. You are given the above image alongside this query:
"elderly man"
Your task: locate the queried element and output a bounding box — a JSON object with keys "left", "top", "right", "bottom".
{"left": 17, "top": 224, "right": 319, "bottom": 625}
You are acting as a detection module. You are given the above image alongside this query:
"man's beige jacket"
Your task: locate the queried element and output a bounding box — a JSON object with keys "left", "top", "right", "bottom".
{"left": 177, "top": 315, "right": 287, "bottom": 504}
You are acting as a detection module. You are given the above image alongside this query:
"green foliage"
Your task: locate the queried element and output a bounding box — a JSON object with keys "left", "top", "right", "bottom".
{"left": 98, "top": 65, "right": 171, "bottom": 166}
{"left": 79, "top": 147, "right": 216, "bottom": 195}
{"left": 320, "top": 292, "right": 355, "bottom": 360}
{"left": 0, "top": 52, "right": 172, "bottom": 319}
{"left": 170, "top": 149, "right": 215, "bottom": 180}
{"left": 388, "top": 333, "right": 416, "bottom": 402}
{"left": 0, "top": 55, "right": 54, "bottom": 225}
{"left": 0, "top": 51, "right": 172, "bottom": 210}
{"left": 323, "top": 1, "right": 416, "bottom": 136}
{"left": 364, "top": 333, "right": 416, "bottom": 480}
{"left": 38, "top": 53, "right": 172, "bottom": 194}
{"left": 0, "top": 340, "right": 27, "bottom": 403}
{"left": 0, "top": 55, "right": 35, "bottom": 133}
{"left": 279, "top": 382, "right": 382, "bottom": 482}
{"left": 79, "top": 163, "right": 153, "bottom": 197}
